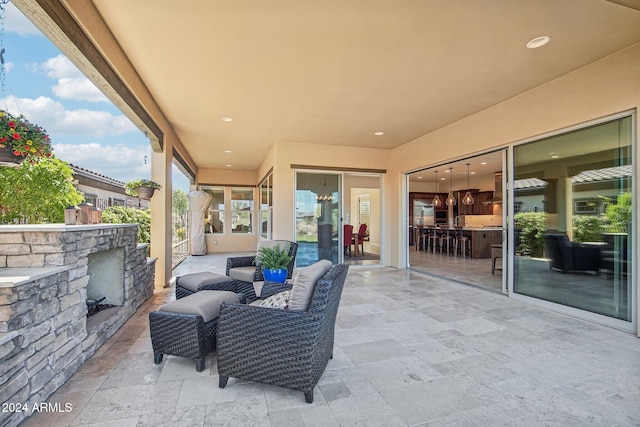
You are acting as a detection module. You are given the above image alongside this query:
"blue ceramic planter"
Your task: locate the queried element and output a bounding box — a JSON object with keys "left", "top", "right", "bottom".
{"left": 263, "top": 268, "right": 287, "bottom": 283}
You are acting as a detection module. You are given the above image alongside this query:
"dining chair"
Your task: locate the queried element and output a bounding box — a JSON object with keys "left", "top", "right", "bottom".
{"left": 343, "top": 224, "right": 354, "bottom": 256}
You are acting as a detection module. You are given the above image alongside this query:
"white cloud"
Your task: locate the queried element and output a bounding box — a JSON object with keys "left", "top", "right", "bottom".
{"left": 3, "top": 62, "right": 14, "bottom": 73}
{"left": 1, "top": 95, "right": 137, "bottom": 136}
{"left": 40, "top": 55, "right": 82, "bottom": 79}
{"left": 4, "top": 3, "right": 41, "bottom": 36}
{"left": 40, "top": 55, "right": 109, "bottom": 103}
{"left": 54, "top": 142, "right": 152, "bottom": 184}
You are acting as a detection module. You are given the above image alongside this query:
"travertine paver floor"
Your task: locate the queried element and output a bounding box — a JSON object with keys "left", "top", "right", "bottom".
{"left": 20, "top": 254, "right": 640, "bottom": 426}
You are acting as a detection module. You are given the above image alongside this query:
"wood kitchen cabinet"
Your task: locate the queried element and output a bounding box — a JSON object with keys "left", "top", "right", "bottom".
{"left": 456, "top": 190, "right": 494, "bottom": 215}
{"left": 473, "top": 191, "right": 495, "bottom": 215}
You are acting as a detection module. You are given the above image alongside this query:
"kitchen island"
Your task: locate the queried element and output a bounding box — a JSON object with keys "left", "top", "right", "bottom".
{"left": 462, "top": 228, "right": 503, "bottom": 258}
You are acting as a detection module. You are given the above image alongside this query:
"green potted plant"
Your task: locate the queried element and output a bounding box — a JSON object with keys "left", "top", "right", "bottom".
{"left": 255, "top": 244, "right": 293, "bottom": 283}
{"left": 125, "top": 179, "right": 162, "bottom": 199}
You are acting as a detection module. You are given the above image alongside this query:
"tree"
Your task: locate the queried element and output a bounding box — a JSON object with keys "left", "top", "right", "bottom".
{"left": 172, "top": 189, "right": 188, "bottom": 210}
{"left": 0, "top": 157, "right": 83, "bottom": 224}
{"left": 171, "top": 189, "right": 189, "bottom": 243}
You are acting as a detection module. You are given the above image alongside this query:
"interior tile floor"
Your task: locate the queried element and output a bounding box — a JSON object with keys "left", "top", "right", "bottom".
{"left": 409, "top": 246, "right": 503, "bottom": 292}
{"left": 20, "top": 254, "right": 640, "bottom": 426}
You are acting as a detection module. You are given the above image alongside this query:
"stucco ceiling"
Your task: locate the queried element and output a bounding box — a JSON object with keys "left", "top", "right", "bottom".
{"left": 87, "top": 0, "right": 640, "bottom": 171}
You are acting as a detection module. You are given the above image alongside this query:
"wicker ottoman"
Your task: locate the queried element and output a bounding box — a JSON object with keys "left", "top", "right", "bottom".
{"left": 175, "top": 272, "right": 239, "bottom": 299}
{"left": 149, "top": 290, "right": 240, "bottom": 371}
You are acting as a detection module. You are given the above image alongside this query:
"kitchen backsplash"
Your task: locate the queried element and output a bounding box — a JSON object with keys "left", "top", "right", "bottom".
{"left": 462, "top": 215, "right": 502, "bottom": 227}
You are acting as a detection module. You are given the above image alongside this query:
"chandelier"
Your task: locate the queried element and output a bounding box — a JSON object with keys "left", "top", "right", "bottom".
{"left": 317, "top": 177, "right": 333, "bottom": 201}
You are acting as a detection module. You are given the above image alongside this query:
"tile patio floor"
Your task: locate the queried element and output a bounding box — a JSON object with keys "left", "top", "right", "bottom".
{"left": 21, "top": 254, "right": 640, "bottom": 426}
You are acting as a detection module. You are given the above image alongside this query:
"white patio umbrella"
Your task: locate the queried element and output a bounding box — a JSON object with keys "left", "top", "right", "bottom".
{"left": 187, "top": 190, "right": 212, "bottom": 255}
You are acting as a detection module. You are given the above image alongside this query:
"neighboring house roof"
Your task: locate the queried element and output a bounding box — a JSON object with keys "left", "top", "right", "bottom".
{"left": 70, "top": 164, "right": 127, "bottom": 195}
{"left": 571, "top": 165, "right": 633, "bottom": 184}
{"left": 514, "top": 166, "right": 632, "bottom": 191}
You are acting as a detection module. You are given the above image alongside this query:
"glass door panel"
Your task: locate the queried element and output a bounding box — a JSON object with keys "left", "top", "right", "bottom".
{"left": 295, "top": 172, "right": 341, "bottom": 267}
{"left": 512, "top": 116, "right": 633, "bottom": 322}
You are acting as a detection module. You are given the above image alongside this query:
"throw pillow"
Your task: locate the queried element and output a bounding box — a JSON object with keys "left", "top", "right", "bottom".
{"left": 288, "top": 259, "right": 333, "bottom": 311}
{"left": 259, "top": 290, "right": 291, "bottom": 309}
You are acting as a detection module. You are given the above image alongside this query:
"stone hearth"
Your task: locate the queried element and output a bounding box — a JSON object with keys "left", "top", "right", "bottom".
{"left": 0, "top": 224, "right": 156, "bottom": 427}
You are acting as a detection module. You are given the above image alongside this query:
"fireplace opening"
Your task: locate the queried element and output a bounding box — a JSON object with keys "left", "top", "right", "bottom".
{"left": 86, "top": 247, "right": 124, "bottom": 322}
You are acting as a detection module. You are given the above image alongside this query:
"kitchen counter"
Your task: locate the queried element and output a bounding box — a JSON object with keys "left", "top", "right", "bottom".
{"left": 461, "top": 227, "right": 502, "bottom": 231}
{"left": 463, "top": 228, "right": 503, "bottom": 258}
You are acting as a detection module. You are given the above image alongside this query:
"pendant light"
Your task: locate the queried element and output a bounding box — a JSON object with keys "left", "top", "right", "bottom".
{"left": 446, "top": 167, "right": 457, "bottom": 206}
{"left": 432, "top": 171, "right": 442, "bottom": 207}
{"left": 462, "top": 163, "right": 475, "bottom": 205}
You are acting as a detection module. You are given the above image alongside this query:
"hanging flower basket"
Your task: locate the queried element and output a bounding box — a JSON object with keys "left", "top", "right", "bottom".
{"left": 125, "top": 179, "right": 162, "bottom": 199}
{"left": 0, "top": 110, "right": 53, "bottom": 159}
{"left": 0, "top": 145, "right": 25, "bottom": 164}
{"left": 135, "top": 186, "right": 156, "bottom": 199}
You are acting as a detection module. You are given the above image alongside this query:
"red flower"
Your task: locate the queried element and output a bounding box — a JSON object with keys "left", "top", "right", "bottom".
{"left": 13, "top": 150, "right": 21, "bottom": 156}
{"left": 11, "top": 133, "right": 21, "bottom": 140}
{"left": 0, "top": 137, "right": 6, "bottom": 143}
{"left": 8, "top": 121, "right": 15, "bottom": 128}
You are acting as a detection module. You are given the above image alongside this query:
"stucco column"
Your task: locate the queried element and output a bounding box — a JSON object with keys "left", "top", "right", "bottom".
{"left": 151, "top": 147, "right": 172, "bottom": 288}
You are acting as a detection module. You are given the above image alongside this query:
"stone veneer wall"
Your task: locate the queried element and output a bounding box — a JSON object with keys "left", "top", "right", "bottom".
{"left": 0, "top": 224, "right": 156, "bottom": 427}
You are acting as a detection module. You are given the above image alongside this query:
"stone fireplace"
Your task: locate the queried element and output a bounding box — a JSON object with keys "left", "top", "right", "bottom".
{"left": 0, "top": 224, "right": 156, "bottom": 427}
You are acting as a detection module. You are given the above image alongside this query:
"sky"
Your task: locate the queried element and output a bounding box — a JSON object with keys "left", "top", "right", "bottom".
{"left": 2, "top": 2, "right": 190, "bottom": 191}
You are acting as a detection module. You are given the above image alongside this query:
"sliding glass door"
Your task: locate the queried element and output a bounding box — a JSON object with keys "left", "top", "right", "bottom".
{"left": 512, "top": 115, "right": 633, "bottom": 326}
{"left": 295, "top": 172, "right": 341, "bottom": 267}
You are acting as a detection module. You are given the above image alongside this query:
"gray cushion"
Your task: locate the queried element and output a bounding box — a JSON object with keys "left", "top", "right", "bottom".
{"left": 228, "top": 266, "right": 256, "bottom": 283}
{"left": 288, "top": 259, "right": 333, "bottom": 311}
{"left": 177, "top": 272, "right": 231, "bottom": 292}
{"left": 160, "top": 290, "right": 239, "bottom": 322}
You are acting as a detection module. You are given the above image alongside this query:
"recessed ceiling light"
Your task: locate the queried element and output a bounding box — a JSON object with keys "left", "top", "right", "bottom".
{"left": 374, "top": 131, "right": 384, "bottom": 136}
{"left": 225, "top": 164, "right": 231, "bottom": 167}
{"left": 470, "top": 171, "right": 476, "bottom": 175}
{"left": 221, "top": 116, "right": 233, "bottom": 122}
{"left": 445, "top": 169, "right": 450, "bottom": 173}
{"left": 417, "top": 176, "right": 422, "bottom": 179}
{"left": 551, "top": 155, "right": 559, "bottom": 159}
{"left": 526, "top": 36, "right": 550, "bottom": 49}
{"left": 224, "top": 150, "right": 232, "bottom": 153}
{"left": 480, "top": 162, "right": 487, "bottom": 165}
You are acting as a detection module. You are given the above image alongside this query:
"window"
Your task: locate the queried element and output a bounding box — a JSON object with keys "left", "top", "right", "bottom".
{"left": 231, "top": 187, "right": 253, "bottom": 233}
{"left": 203, "top": 187, "right": 224, "bottom": 234}
{"left": 83, "top": 193, "right": 97, "bottom": 205}
{"left": 259, "top": 172, "right": 273, "bottom": 239}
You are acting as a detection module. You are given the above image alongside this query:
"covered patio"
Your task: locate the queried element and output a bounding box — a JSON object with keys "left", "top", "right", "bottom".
{"left": 5, "top": 1, "right": 640, "bottom": 425}
{"left": 20, "top": 256, "right": 640, "bottom": 426}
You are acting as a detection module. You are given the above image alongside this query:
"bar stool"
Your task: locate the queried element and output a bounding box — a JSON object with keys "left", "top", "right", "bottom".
{"left": 440, "top": 227, "right": 455, "bottom": 254}
{"left": 491, "top": 244, "right": 503, "bottom": 274}
{"left": 427, "top": 226, "right": 439, "bottom": 253}
{"left": 415, "top": 226, "right": 427, "bottom": 250}
{"left": 454, "top": 227, "right": 471, "bottom": 257}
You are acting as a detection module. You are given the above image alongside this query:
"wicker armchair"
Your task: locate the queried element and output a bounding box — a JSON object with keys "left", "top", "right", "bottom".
{"left": 224, "top": 240, "right": 298, "bottom": 300}
{"left": 216, "top": 263, "right": 349, "bottom": 403}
